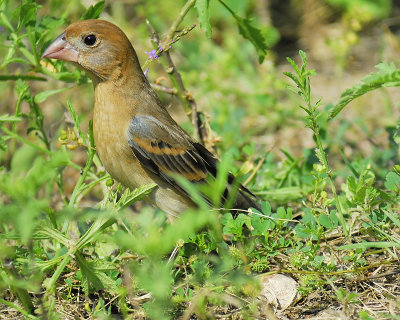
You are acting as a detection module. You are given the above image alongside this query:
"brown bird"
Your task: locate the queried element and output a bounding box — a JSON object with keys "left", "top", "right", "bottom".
{"left": 42, "top": 19, "right": 260, "bottom": 218}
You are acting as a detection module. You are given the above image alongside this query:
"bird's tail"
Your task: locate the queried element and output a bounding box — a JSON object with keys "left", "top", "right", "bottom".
{"left": 234, "top": 186, "right": 262, "bottom": 212}
{"left": 193, "top": 142, "right": 262, "bottom": 213}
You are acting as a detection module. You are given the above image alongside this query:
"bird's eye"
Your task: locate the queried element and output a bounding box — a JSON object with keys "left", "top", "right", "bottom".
{"left": 83, "top": 34, "right": 97, "bottom": 46}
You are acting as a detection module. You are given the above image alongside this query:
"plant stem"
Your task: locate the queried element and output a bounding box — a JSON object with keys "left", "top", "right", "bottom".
{"left": 146, "top": 19, "right": 204, "bottom": 143}
{"left": 286, "top": 51, "right": 349, "bottom": 236}
{"left": 0, "top": 126, "right": 52, "bottom": 155}
{"left": 0, "top": 298, "right": 37, "bottom": 319}
{"left": 313, "top": 127, "right": 347, "bottom": 235}
{"left": 68, "top": 120, "right": 95, "bottom": 209}
{"left": 161, "top": 0, "right": 196, "bottom": 50}
{"left": 307, "top": 106, "right": 347, "bottom": 235}
{"left": 265, "top": 258, "right": 395, "bottom": 277}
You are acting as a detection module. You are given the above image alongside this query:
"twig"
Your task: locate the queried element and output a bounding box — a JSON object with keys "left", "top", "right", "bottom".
{"left": 146, "top": 20, "right": 204, "bottom": 143}
{"left": 141, "top": 24, "right": 196, "bottom": 71}
{"left": 131, "top": 292, "right": 152, "bottom": 302}
{"left": 355, "top": 269, "right": 400, "bottom": 282}
{"left": 261, "top": 303, "right": 280, "bottom": 320}
{"left": 264, "top": 259, "right": 397, "bottom": 277}
{"left": 150, "top": 83, "right": 178, "bottom": 95}
{"left": 0, "top": 126, "right": 51, "bottom": 155}
{"left": 243, "top": 155, "right": 266, "bottom": 186}
{"left": 161, "top": 0, "right": 196, "bottom": 50}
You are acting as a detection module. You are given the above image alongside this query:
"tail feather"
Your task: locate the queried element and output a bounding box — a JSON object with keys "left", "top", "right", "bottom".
{"left": 193, "top": 142, "right": 261, "bottom": 212}
{"left": 234, "top": 187, "right": 262, "bottom": 212}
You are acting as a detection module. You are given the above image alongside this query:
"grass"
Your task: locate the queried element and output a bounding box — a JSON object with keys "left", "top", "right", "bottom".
{"left": 1, "top": 0, "right": 400, "bottom": 319}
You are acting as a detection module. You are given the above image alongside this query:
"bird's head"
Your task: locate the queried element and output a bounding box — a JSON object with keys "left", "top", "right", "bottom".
{"left": 42, "top": 19, "right": 141, "bottom": 83}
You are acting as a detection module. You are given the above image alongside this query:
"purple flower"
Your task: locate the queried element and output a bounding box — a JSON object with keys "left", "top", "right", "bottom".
{"left": 144, "top": 68, "right": 149, "bottom": 79}
{"left": 145, "top": 49, "right": 158, "bottom": 60}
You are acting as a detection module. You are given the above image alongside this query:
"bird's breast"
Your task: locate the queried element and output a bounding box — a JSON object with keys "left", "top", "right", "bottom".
{"left": 92, "top": 84, "right": 196, "bottom": 217}
{"left": 93, "top": 91, "right": 152, "bottom": 189}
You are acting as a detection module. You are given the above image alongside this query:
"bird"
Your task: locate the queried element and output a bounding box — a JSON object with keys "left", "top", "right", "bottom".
{"left": 42, "top": 19, "right": 261, "bottom": 218}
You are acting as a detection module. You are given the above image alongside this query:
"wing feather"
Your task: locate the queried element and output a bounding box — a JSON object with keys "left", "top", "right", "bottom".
{"left": 128, "top": 115, "right": 207, "bottom": 183}
{"left": 127, "top": 114, "right": 261, "bottom": 211}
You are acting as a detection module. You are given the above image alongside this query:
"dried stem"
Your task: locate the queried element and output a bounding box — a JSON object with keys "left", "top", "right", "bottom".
{"left": 151, "top": 83, "right": 178, "bottom": 95}
{"left": 145, "top": 19, "right": 205, "bottom": 143}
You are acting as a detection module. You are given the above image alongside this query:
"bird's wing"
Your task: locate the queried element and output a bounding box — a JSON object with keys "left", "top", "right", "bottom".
{"left": 127, "top": 114, "right": 260, "bottom": 210}
{"left": 127, "top": 115, "right": 215, "bottom": 187}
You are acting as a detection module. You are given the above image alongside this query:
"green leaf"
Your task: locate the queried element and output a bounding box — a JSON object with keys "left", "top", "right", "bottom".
{"left": 218, "top": 0, "right": 268, "bottom": 63}
{"left": 125, "top": 209, "right": 219, "bottom": 256}
{"left": 329, "top": 62, "right": 400, "bottom": 120}
{"left": 384, "top": 172, "right": 400, "bottom": 191}
{"left": 173, "top": 174, "right": 209, "bottom": 209}
{"left": 19, "top": 47, "right": 36, "bottom": 65}
{"left": 36, "top": 226, "right": 70, "bottom": 247}
{"left": 250, "top": 215, "right": 271, "bottom": 235}
{"left": 76, "top": 217, "right": 116, "bottom": 251}
{"left": 0, "top": 74, "right": 46, "bottom": 81}
{"left": 329, "top": 211, "right": 339, "bottom": 227}
{"left": 35, "top": 255, "right": 65, "bottom": 272}
{"left": 0, "top": 12, "right": 15, "bottom": 32}
{"left": 256, "top": 186, "right": 304, "bottom": 201}
{"left": 16, "top": 0, "right": 38, "bottom": 31}
{"left": 76, "top": 252, "right": 118, "bottom": 294}
{"left": 117, "top": 183, "right": 157, "bottom": 209}
{"left": 81, "top": 0, "right": 105, "bottom": 20}
{"left": 261, "top": 201, "right": 271, "bottom": 215}
{"left": 0, "top": 114, "right": 21, "bottom": 122}
{"left": 338, "top": 241, "right": 400, "bottom": 250}
{"left": 318, "top": 214, "right": 333, "bottom": 229}
{"left": 37, "top": 16, "right": 65, "bottom": 36}
{"left": 393, "top": 121, "right": 400, "bottom": 145}
{"left": 195, "top": 0, "right": 211, "bottom": 38}
{"left": 383, "top": 209, "right": 400, "bottom": 229}
{"left": 33, "top": 87, "right": 70, "bottom": 103}
{"left": 261, "top": 25, "right": 280, "bottom": 48}
{"left": 10, "top": 144, "right": 38, "bottom": 174}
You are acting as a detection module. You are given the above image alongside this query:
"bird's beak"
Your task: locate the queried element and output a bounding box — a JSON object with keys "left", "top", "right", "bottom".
{"left": 42, "top": 32, "right": 79, "bottom": 62}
